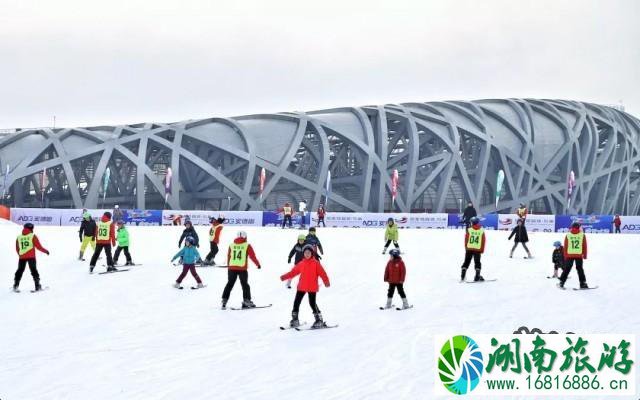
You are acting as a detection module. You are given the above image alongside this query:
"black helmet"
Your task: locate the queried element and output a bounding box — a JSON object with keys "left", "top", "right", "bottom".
{"left": 470, "top": 216, "right": 480, "bottom": 225}
{"left": 387, "top": 218, "right": 394, "bottom": 223}
{"left": 184, "top": 219, "right": 192, "bottom": 226}
{"left": 571, "top": 222, "right": 581, "bottom": 228}
{"left": 23, "top": 222, "right": 34, "bottom": 230}
{"left": 185, "top": 236, "right": 196, "bottom": 245}
{"left": 389, "top": 249, "right": 401, "bottom": 258}
{"left": 104, "top": 211, "right": 112, "bottom": 218}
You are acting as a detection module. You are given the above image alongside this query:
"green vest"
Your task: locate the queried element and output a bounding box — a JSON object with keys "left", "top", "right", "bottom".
{"left": 209, "top": 224, "right": 222, "bottom": 242}
{"left": 566, "top": 232, "right": 584, "bottom": 255}
{"left": 229, "top": 242, "right": 249, "bottom": 267}
{"left": 466, "top": 227, "right": 484, "bottom": 250}
{"left": 385, "top": 224, "right": 398, "bottom": 241}
{"left": 97, "top": 221, "right": 111, "bottom": 241}
{"left": 17, "top": 233, "right": 34, "bottom": 255}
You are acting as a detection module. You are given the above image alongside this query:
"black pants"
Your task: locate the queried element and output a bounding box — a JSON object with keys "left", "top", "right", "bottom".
{"left": 206, "top": 242, "right": 219, "bottom": 261}
{"left": 90, "top": 244, "right": 114, "bottom": 267}
{"left": 293, "top": 291, "right": 320, "bottom": 313}
{"left": 222, "top": 270, "right": 251, "bottom": 300}
{"left": 461, "top": 251, "right": 481, "bottom": 271}
{"left": 384, "top": 240, "right": 399, "bottom": 249}
{"left": 15, "top": 258, "right": 39, "bottom": 287}
{"left": 560, "top": 258, "right": 586, "bottom": 284}
{"left": 387, "top": 283, "right": 406, "bottom": 299}
{"left": 615, "top": 226, "right": 621, "bottom": 233}
{"left": 113, "top": 246, "right": 132, "bottom": 264}
{"left": 317, "top": 217, "right": 325, "bottom": 227}
{"left": 282, "top": 215, "right": 292, "bottom": 228}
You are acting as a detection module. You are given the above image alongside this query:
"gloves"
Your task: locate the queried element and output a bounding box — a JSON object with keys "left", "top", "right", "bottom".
{"left": 257, "top": 265, "right": 262, "bottom": 269}
{"left": 79, "top": 237, "right": 83, "bottom": 243}
{"left": 45, "top": 250, "right": 50, "bottom": 255}
{"left": 279, "top": 275, "right": 286, "bottom": 281}
{"left": 287, "top": 258, "right": 291, "bottom": 264}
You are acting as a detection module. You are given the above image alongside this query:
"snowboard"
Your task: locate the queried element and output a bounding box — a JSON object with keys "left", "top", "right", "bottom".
{"left": 30, "top": 286, "right": 50, "bottom": 293}
{"left": 229, "top": 304, "right": 273, "bottom": 311}
{"left": 295, "top": 324, "right": 338, "bottom": 331}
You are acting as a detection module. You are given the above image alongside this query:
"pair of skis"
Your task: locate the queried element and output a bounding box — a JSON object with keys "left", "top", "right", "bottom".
{"left": 379, "top": 305, "right": 414, "bottom": 311}
{"left": 12, "top": 286, "right": 50, "bottom": 293}
{"left": 280, "top": 323, "right": 339, "bottom": 331}
{"left": 176, "top": 284, "right": 207, "bottom": 290}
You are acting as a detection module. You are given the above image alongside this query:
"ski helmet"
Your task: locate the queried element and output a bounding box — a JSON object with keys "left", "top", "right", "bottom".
{"left": 553, "top": 241, "right": 561, "bottom": 248}
{"left": 387, "top": 217, "right": 394, "bottom": 223}
{"left": 209, "top": 217, "right": 216, "bottom": 223}
{"left": 308, "top": 227, "right": 316, "bottom": 232}
{"left": 470, "top": 216, "right": 480, "bottom": 225}
{"left": 83, "top": 212, "right": 91, "bottom": 220}
{"left": 571, "top": 222, "right": 581, "bottom": 229}
{"left": 185, "top": 236, "right": 195, "bottom": 245}
{"left": 302, "top": 244, "right": 314, "bottom": 254}
{"left": 297, "top": 234, "right": 306, "bottom": 241}
{"left": 104, "top": 211, "right": 112, "bottom": 219}
{"left": 237, "top": 231, "right": 247, "bottom": 239}
{"left": 389, "top": 249, "right": 401, "bottom": 258}
{"left": 217, "top": 217, "right": 225, "bottom": 223}
{"left": 23, "top": 222, "right": 34, "bottom": 230}
{"left": 184, "top": 219, "right": 192, "bottom": 226}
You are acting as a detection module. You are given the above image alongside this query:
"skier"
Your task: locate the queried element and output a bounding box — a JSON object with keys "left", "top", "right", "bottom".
{"left": 279, "top": 202, "right": 293, "bottom": 229}
{"left": 14, "top": 223, "right": 49, "bottom": 292}
{"left": 613, "top": 214, "right": 621, "bottom": 234}
{"left": 461, "top": 201, "right": 477, "bottom": 229}
{"left": 551, "top": 241, "right": 564, "bottom": 279}
{"left": 508, "top": 219, "right": 532, "bottom": 258}
{"left": 89, "top": 211, "right": 117, "bottom": 273}
{"left": 113, "top": 220, "right": 134, "bottom": 266}
{"left": 280, "top": 244, "right": 330, "bottom": 328}
{"left": 204, "top": 216, "right": 224, "bottom": 265}
{"left": 516, "top": 203, "right": 527, "bottom": 222}
{"left": 171, "top": 236, "right": 204, "bottom": 289}
{"left": 78, "top": 212, "right": 96, "bottom": 261}
{"left": 316, "top": 204, "right": 326, "bottom": 227}
{"left": 382, "top": 217, "right": 400, "bottom": 254}
{"left": 286, "top": 234, "right": 307, "bottom": 288}
{"left": 383, "top": 249, "right": 411, "bottom": 309}
{"left": 305, "top": 227, "right": 324, "bottom": 259}
{"left": 221, "top": 231, "right": 262, "bottom": 309}
{"left": 299, "top": 200, "right": 307, "bottom": 230}
{"left": 113, "top": 204, "right": 124, "bottom": 222}
{"left": 177, "top": 219, "right": 201, "bottom": 265}
{"left": 460, "top": 216, "right": 485, "bottom": 282}
{"left": 558, "top": 222, "right": 589, "bottom": 289}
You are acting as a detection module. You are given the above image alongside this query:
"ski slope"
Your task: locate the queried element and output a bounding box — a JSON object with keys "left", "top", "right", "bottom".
{"left": 0, "top": 224, "right": 637, "bottom": 400}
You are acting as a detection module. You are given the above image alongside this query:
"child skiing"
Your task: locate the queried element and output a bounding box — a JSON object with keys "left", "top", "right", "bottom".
{"left": 558, "top": 222, "right": 590, "bottom": 289}
{"left": 204, "top": 217, "right": 224, "bottom": 266}
{"left": 78, "top": 212, "right": 96, "bottom": 261}
{"left": 221, "top": 231, "right": 262, "bottom": 309}
{"left": 382, "top": 218, "right": 400, "bottom": 254}
{"left": 383, "top": 249, "right": 411, "bottom": 309}
{"left": 508, "top": 219, "right": 532, "bottom": 258}
{"left": 171, "top": 236, "right": 204, "bottom": 289}
{"left": 460, "top": 216, "right": 485, "bottom": 282}
{"left": 316, "top": 204, "right": 326, "bottom": 227}
{"left": 551, "top": 241, "right": 564, "bottom": 278}
{"left": 286, "top": 234, "right": 307, "bottom": 288}
{"left": 305, "top": 227, "right": 324, "bottom": 259}
{"left": 14, "top": 223, "right": 49, "bottom": 292}
{"left": 89, "top": 211, "right": 117, "bottom": 273}
{"left": 280, "top": 244, "right": 330, "bottom": 328}
{"left": 279, "top": 202, "right": 293, "bottom": 229}
{"left": 613, "top": 214, "right": 621, "bottom": 234}
{"left": 178, "top": 219, "right": 199, "bottom": 248}
{"left": 113, "top": 220, "right": 134, "bottom": 266}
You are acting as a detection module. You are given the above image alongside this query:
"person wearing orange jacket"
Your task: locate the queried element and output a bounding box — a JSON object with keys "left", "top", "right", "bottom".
{"left": 14, "top": 222, "right": 49, "bottom": 292}
{"left": 281, "top": 244, "right": 330, "bottom": 328}
{"left": 460, "top": 216, "right": 486, "bottom": 282}
{"left": 558, "top": 222, "right": 590, "bottom": 289}
{"left": 204, "top": 217, "right": 224, "bottom": 265}
{"left": 221, "top": 231, "right": 262, "bottom": 309}
{"left": 89, "top": 211, "right": 117, "bottom": 273}
{"left": 278, "top": 202, "right": 294, "bottom": 229}
{"left": 383, "top": 249, "right": 411, "bottom": 309}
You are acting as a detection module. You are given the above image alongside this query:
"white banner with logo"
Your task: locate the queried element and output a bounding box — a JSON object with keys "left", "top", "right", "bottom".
{"left": 10, "top": 207, "right": 62, "bottom": 226}
{"left": 408, "top": 213, "right": 448, "bottom": 229}
{"left": 59, "top": 209, "right": 110, "bottom": 226}
{"left": 619, "top": 216, "right": 640, "bottom": 234}
{"left": 311, "top": 212, "right": 411, "bottom": 228}
{"left": 162, "top": 210, "right": 262, "bottom": 226}
{"left": 498, "top": 214, "right": 555, "bottom": 232}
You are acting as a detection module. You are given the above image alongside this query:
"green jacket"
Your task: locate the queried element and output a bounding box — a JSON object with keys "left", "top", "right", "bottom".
{"left": 385, "top": 224, "right": 398, "bottom": 241}
{"left": 117, "top": 227, "right": 130, "bottom": 247}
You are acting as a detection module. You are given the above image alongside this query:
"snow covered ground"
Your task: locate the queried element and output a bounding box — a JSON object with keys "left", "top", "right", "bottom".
{"left": 0, "top": 223, "right": 637, "bottom": 400}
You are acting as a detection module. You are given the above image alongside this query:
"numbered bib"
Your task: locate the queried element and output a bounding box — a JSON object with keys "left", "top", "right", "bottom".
{"left": 17, "top": 233, "right": 34, "bottom": 255}
{"left": 566, "top": 232, "right": 584, "bottom": 255}
{"left": 229, "top": 242, "right": 249, "bottom": 267}
{"left": 466, "top": 228, "right": 484, "bottom": 250}
{"left": 97, "top": 222, "right": 111, "bottom": 241}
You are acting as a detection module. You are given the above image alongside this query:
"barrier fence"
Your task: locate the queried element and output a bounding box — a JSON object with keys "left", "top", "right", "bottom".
{"left": 6, "top": 208, "right": 640, "bottom": 234}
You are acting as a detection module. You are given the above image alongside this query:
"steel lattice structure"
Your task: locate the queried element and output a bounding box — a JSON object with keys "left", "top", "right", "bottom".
{"left": 1, "top": 99, "right": 639, "bottom": 214}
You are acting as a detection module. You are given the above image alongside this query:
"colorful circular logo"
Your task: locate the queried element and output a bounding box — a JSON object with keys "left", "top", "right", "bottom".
{"left": 438, "top": 335, "right": 484, "bottom": 395}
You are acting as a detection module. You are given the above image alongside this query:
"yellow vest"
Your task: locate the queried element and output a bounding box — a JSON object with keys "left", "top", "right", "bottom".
{"left": 17, "top": 233, "right": 34, "bottom": 255}
{"left": 466, "top": 228, "right": 484, "bottom": 250}
{"left": 566, "top": 232, "right": 584, "bottom": 255}
{"left": 209, "top": 224, "right": 222, "bottom": 242}
{"left": 283, "top": 206, "right": 292, "bottom": 216}
{"left": 229, "top": 242, "right": 249, "bottom": 267}
{"left": 97, "top": 221, "right": 111, "bottom": 241}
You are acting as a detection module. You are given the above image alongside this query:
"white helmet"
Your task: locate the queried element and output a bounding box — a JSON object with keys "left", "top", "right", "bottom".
{"left": 237, "top": 231, "right": 247, "bottom": 239}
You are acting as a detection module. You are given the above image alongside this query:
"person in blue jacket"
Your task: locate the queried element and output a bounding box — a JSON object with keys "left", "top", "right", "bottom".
{"left": 171, "top": 236, "right": 204, "bottom": 289}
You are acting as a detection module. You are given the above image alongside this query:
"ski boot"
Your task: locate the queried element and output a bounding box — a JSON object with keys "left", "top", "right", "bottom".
{"left": 242, "top": 299, "right": 256, "bottom": 309}
{"left": 125, "top": 261, "right": 134, "bottom": 266}
{"left": 526, "top": 252, "right": 533, "bottom": 259}
{"left": 289, "top": 311, "right": 300, "bottom": 328}
{"left": 312, "top": 312, "right": 326, "bottom": 329}
{"left": 509, "top": 249, "right": 513, "bottom": 258}
{"left": 89, "top": 265, "right": 95, "bottom": 274}
{"left": 382, "top": 247, "right": 387, "bottom": 255}
{"left": 107, "top": 265, "right": 119, "bottom": 272}
{"left": 196, "top": 283, "right": 205, "bottom": 288}
{"left": 12, "top": 284, "right": 19, "bottom": 293}
{"left": 580, "top": 282, "right": 589, "bottom": 289}
{"left": 173, "top": 282, "right": 182, "bottom": 289}
{"left": 402, "top": 298, "right": 411, "bottom": 309}
{"left": 221, "top": 298, "right": 228, "bottom": 310}
{"left": 460, "top": 268, "right": 467, "bottom": 281}
{"left": 474, "top": 269, "right": 484, "bottom": 282}
{"left": 286, "top": 279, "right": 292, "bottom": 289}
{"left": 384, "top": 298, "right": 393, "bottom": 309}
{"left": 557, "top": 281, "right": 565, "bottom": 289}
{"left": 78, "top": 251, "right": 84, "bottom": 261}
{"left": 34, "top": 281, "right": 42, "bottom": 292}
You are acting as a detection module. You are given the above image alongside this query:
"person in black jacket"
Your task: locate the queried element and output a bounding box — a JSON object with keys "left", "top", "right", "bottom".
{"left": 177, "top": 220, "right": 202, "bottom": 264}
{"left": 461, "top": 202, "right": 477, "bottom": 229}
{"left": 551, "top": 241, "right": 564, "bottom": 278}
{"left": 285, "top": 234, "right": 307, "bottom": 288}
{"left": 78, "top": 212, "right": 97, "bottom": 261}
{"left": 508, "top": 219, "right": 532, "bottom": 258}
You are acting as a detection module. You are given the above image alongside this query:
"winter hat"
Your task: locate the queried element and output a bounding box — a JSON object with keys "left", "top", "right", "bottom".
{"left": 184, "top": 219, "right": 192, "bottom": 226}
{"left": 470, "top": 216, "right": 480, "bottom": 225}
{"left": 553, "top": 241, "right": 561, "bottom": 248}
{"left": 302, "top": 244, "right": 314, "bottom": 254}
{"left": 185, "top": 236, "right": 196, "bottom": 245}
{"left": 297, "top": 234, "right": 306, "bottom": 241}
{"left": 308, "top": 227, "right": 316, "bottom": 233}
{"left": 83, "top": 212, "right": 91, "bottom": 220}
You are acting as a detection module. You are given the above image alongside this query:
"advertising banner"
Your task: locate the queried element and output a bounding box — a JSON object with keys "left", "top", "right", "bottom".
{"left": 262, "top": 211, "right": 309, "bottom": 227}
{"left": 447, "top": 213, "right": 498, "bottom": 230}
{"left": 619, "top": 215, "right": 640, "bottom": 234}
{"left": 162, "top": 210, "right": 263, "bottom": 227}
{"left": 10, "top": 207, "right": 62, "bottom": 226}
{"left": 408, "top": 213, "right": 448, "bottom": 229}
{"left": 309, "top": 212, "right": 412, "bottom": 228}
{"left": 498, "top": 214, "right": 555, "bottom": 232}
{"left": 555, "top": 215, "right": 613, "bottom": 233}
{"left": 59, "top": 209, "right": 110, "bottom": 225}
{"left": 123, "top": 209, "right": 162, "bottom": 226}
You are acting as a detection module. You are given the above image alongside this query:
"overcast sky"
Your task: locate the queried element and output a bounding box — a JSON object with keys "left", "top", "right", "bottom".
{"left": 1, "top": 0, "right": 638, "bottom": 129}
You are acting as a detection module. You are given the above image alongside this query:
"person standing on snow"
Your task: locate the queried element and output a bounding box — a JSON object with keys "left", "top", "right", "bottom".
{"left": 551, "top": 241, "right": 565, "bottom": 279}
{"left": 461, "top": 201, "right": 477, "bottom": 229}
{"left": 112, "top": 205, "right": 124, "bottom": 223}
{"left": 221, "top": 231, "right": 262, "bottom": 309}
{"left": 14, "top": 223, "right": 49, "bottom": 292}
{"left": 557, "top": 222, "right": 590, "bottom": 289}
{"left": 460, "top": 216, "right": 485, "bottom": 282}
{"left": 316, "top": 204, "right": 326, "bottom": 227}
{"left": 305, "top": 227, "right": 324, "bottom": 259}
{"left": 383, "top": 249, "right": 411, "bottom": 309}
{"left": 286, "top": 234, "right": 307, "bottom": 288}
{"left": 508, "top": 219, "right": 532, "bottom": 259}
{"left": 171, "top": 236, "right": 204, "bottom": 289}
{"left": 89, "top": 211, "right": 117, "bottom": 273}
{"left": 382, "top": 218, "right": 400, "bottom": 254}
{"left": 279, "top": 202, "right": 294, "bottom": 229}
{"left": 204, "top": 217, "right": 224, "bottom": 266}
{"left": 613, "top": 214, "right": 622, "bottom": 234}
{"left": 280, "top": 244, "right": 330, "bottom": 328}
{"left": 113, "top": 220, "right": 134, "bottom": 266}
{"left": 78, "top": 212, "right": 97, "bottom": 261}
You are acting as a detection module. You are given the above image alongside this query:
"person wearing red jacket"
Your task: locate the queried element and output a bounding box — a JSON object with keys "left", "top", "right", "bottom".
{"left": 14, "top": 222, "right": 49, "bottom": 292}
{"left": 316, "top": 204, "right": 326, "bottom": 227}
{"left": 280, "top": 244, "right": 330, "bottom": 328}
{"left": 460, "top": 216, "right": 486, "bottom": 282}
{"left": 204, "top": 216, "right": 224, "bottom": 265}
{"left": 221, "top": 231, "right": 262, "bottom": 309}
{"left": 613, "top": 214, "right": 622, "bottom": 234}
{"left": 383, "top": 249, "right": 411, "bottom": 309}
{"left": 558, "top": 222, "right": 589, "bottom": 289}
{"left": 89, "top": 211, "right": 117, "bottom": 273}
